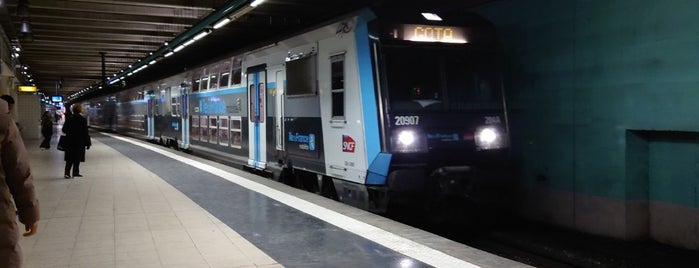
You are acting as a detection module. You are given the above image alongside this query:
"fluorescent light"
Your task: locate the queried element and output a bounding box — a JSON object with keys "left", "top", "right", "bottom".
{"left": 173, "top": 45, "right": 185, "bottom": 52}
{"left": 213, "top": 18, "right": 230, "bottom": 29}
{"left": 193, "top": 30, "right": 210, "bottom": 41}
{"left": 250, "top": 0, "right": 265, "bottom": 7}
{"left": 18, "top": 85, "right": 37, "bottom": 92}
{"left": 183, "top": 39, "right": 195, "bottom": 47}
{"left": 421, "top": 12, "right": 442, "bottom": 21}
{"left": 149, "top": 60, "right": 157, "bottom": 65}
{"left": 164, "top": 51, "right": 174, "bottom": 57}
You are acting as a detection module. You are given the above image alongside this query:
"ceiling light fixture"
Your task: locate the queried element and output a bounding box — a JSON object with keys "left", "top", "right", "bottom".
{"left": 20, "top": 19, "right": 32, "bottom": 33}
{"left": 213, "top": 18, "right": 231, "bottom": 29}
{"left": 193, "top": 29, "right": 212, "bottom": 41}
{"left": 421, "top": 12, "right": 442, "bottom": 21}
{"left": 182, "top": 39, "right": 195, "bottom": 47}
{"left": 250, "top": 0, "right": 265, "bottom": 7}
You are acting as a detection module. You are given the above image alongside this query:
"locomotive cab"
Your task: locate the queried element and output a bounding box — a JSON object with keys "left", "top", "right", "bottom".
{"left": 370, "top": 11, "right": 512, "bottom": 215}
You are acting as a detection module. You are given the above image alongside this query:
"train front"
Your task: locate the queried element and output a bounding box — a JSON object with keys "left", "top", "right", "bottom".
{"left": 372, "top": 12, "right": 513, "bottom": 216}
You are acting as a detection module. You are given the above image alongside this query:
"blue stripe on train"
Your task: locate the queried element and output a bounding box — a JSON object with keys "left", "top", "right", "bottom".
{"left": 355, "top": 9, "right": 387, "bottom": 185}
{"left": 191, "top": 86, "right": 247, "bottom": 97}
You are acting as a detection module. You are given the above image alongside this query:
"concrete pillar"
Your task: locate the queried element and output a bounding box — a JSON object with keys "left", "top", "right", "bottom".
{"left": 17, "top": 94, "right": 41, "bottom": 140}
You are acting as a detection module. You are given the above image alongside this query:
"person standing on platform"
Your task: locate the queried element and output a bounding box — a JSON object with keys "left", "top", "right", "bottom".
{"left": 0, "top": 95, "right": 21, "bottom": 132}
{"left": 40, "top": 111, "right": 53, "bottom": 149}
{"left": 62, "top": 104, "right": 91, "bottom": 179}
{"left": 0, "top": 99, "right": 40, "bottom": 268}
{"left": 0, "top": 95, "right": 15, "bottom": 112}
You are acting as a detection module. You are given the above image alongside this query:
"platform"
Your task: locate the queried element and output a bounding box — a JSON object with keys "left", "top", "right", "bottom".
{"left": 15, "top": 126, "right": 528, "bottom": 268}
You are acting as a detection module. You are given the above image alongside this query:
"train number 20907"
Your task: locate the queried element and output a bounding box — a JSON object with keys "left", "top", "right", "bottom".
{"left": 394, "top": 116, "right": 420, "bottom": 126}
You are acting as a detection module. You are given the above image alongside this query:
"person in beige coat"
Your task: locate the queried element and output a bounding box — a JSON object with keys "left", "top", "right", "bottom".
{"left": 0, "top": 99, "right": 39, "bottom": 267}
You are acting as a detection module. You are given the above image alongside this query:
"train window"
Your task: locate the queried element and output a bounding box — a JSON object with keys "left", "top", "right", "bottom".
{"left": 286, "top": 54, "right": 317, "bottom": 96}
{"left": 210, "top": 74, "right": 219, "bottom": 89}
{"left": 168, "top": 86, "right": 180, "bottom": 116}
{"left": 199, "top": 116, "right": 208, "bottom": 141}
{"left": 259, "top": 82, "right": 265, "bottom": 123}
{"left": 171, "top": 97, "right": 179, "bottom": 116}
{"left": 230, "top": 116, "right": 242, "bottom": 148}
{"left": 249, "top": 84, "right": 254, "bottom": 122}
{"left": 384, "top": 47, "right": 502, "bottom": 111}
{"left": 193, "top": 78, "right": 201, "bottom": 92}
{"left": 209, "top": 117, "right": 218, "bottom": 143}
{"left": 217, "top": 59, "right": 231, "bottom": 88}
{"left": 330, "top": 54, "right": 345, "bottom": 118}
{"left": 218, "top": 116, "right": 229, "bottom": 146}
{"left": 158, "top": 90, "right": 167, "bottom": 116}
{"left": 445, "top": 61, "right": 500, "bottom": 110}
{"left": 232, "top": 58, "right": 242, "bottom": 85}
{"left": 192, "top": 70, "right": 202, "bottom": 92}
{"left": 191, "top": 115, "right": 200, "bottom": 141}
{"left": 200, "top": 76, "right": 210, "bottom": 91}
{"left": 219, "top": 72, "right": 230, "bottom": 88}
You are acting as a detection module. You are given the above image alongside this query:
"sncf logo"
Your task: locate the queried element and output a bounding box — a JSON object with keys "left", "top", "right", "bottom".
{"left": 342, "top": 135, "right": 356, "bottom": 153}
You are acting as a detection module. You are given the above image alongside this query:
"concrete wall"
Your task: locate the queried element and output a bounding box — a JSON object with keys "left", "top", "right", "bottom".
{"left": 474, "top": 0, "right": 699, "bottom": 249}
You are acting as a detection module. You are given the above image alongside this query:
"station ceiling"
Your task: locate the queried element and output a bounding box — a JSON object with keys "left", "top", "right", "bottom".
{"left": 0, "top": 0, "right": 491, "bottom": 101}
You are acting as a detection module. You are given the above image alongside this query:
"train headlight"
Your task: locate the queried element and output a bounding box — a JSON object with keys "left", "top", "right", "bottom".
{"left": 392, "top": 129, "right": 428, "bottom": 153}
{"left": 398, "top": 130, "right": 416, "bottom": 146}
{"left": 475, "top": 126, "right": 508, "bottom": 150}
{"left": 477, "top": 128, "right": 497, "bottom": 144}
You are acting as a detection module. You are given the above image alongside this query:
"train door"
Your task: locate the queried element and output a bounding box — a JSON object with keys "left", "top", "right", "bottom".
{"left": 153, "top": 87, "right": 168, "bottom": 141}
{"left": 180, "top": 83, "right": 190, "bottom": 149}
{"left": 247, "top": 65, "right": 267, "bottom": 169}
{"left": 146, "top": 90, "right": 155, "bottom": 140}
{"left": 274, "top": 69, "right": 285, "bottom": 151}
{"left": 164, "top": 86, "right": 178, "bottom": 140}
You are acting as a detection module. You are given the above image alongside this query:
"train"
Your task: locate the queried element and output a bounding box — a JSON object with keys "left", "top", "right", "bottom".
{"left": 80, "top": 5, "right": 512, "bottom": 216}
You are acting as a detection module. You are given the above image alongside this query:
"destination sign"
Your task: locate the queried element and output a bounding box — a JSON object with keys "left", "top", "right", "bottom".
{"left": 400, "top": 24, "right": 467, "bottom": 44}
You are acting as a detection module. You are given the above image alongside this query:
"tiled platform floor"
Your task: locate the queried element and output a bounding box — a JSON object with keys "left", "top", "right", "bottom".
{"left": 18, "top": 131, "right": 282, "bottom": 268}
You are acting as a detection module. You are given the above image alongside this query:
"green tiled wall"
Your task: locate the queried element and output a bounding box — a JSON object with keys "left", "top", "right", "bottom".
{"left": 476, "top": 0, "right": 699, "bottom": 206}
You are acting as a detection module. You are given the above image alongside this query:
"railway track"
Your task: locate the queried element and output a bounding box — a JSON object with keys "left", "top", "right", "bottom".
{"left": 384, "top": 205, "right": 663, "bottom": 268}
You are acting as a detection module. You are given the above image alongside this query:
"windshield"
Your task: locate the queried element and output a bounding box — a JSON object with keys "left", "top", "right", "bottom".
{"left": 384, "top": 46, "right": 503, "bottom": 112}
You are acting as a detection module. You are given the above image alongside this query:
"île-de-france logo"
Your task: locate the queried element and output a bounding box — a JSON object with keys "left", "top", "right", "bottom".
{"left": 288, "top": 132, "right": 316, "bottom": 151}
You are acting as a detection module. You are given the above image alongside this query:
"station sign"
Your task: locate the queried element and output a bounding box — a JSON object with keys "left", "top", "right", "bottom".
{"left": 18, "top": 85, "right": 37, "bottom": 92}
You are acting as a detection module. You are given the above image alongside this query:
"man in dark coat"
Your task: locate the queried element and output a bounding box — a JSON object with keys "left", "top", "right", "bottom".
{"left": 62, "top": 104, "right": 91, "bottom": 178}
{"left": 40, "top": 111, "right": 53, "bottom": 149}
{"left": 0, "top": 99, "right": 39, "bottom": 267}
